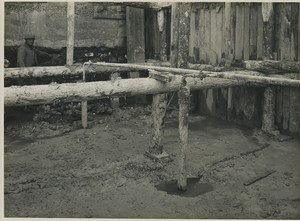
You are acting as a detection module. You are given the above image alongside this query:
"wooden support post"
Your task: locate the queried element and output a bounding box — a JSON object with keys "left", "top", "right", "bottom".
{"left": 262, "top": 87, "right": 276, "bottom": 133}
{"left": 224, "top": 3, "right": 233, "bottom": 121}
{"left": 224, "top": 2, "right": 232, "bottom": 67}
{"left": 148, "top": 93, "right": 167, "bottom": 155}
{"left": 82, "top": 65, "right": 88, "bottom": 129}
{"left": 110, "top": 72, "right": 121, "bottom": 118}
{"left": 67, "top": 2, "right": 75, "bottom": 66}
{"left": 177, "top": 78, "right": 190, "bottom": 191}
{"left": 261, "top": 3, "right": 276, "bottom": 134}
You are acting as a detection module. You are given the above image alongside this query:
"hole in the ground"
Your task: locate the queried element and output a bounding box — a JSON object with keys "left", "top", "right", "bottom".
{"left": 155, "top": 177, "right": 214, "bottom": 197}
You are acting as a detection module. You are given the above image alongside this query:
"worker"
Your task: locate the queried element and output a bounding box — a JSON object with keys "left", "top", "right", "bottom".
{"left": 17, "top": 34, "right": 56, "bottom": 67}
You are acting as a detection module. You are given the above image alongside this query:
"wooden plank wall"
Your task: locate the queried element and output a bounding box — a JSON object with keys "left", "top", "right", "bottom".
{"left": 189, "top": 2, "right": 300, "bottom": 132}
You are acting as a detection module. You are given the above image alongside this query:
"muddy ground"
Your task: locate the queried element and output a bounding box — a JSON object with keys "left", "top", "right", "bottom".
{"left": 4, "top": 103, "right": 300, "bottom": 219}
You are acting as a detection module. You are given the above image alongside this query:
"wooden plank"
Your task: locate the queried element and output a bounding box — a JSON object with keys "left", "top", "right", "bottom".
{"left": 170, "top": 3, "right": 180, "bottom": 67}
{"left": 159, "top": 9, "right": 168, "bottom": 62}
{"left": 126, "top": 6, "right": 146, "bottom": 103}
{"left": 235, "top": 4, "right": 244, "bottom": 60}
{"left": 230, "top": 4, "right": 236, "bottom": 60}
{"left": 243, "top": 5, "right": 250, "bottom": 60}
{"left": 262, "top": 3, "right": 274, "bottom": 59}
{"left": 224, "top": 2, "right": 232, "bottom": 66}
{"left": 189, "top": 9, "right": 196, "bottom": 62}
{"left": 126, "top": 7, "right": 145, "bottom": 64}
{"left": 216, "top": 6, "right": 223, "bottom": 64}
{"left": 204, "top": 9, "right": 211, "bottom": 64}
{"left": 223, "top": 2, "right": 231, "bottom": 63}
{"left": 280, "top": 4, "right": 291, "bottom": 61}
{"left": 210, "top": 8, "right": 217, "bottom": 65}
{"left": 289, "top": 4, "right": 300, "bottom": 132}
{"left": 298, "top": 4, "right": 300, "bottom": 61}
{"left": 199, "top": 8, "right": 206, "bottom": 63}
{"left": 290, "top": 3, "right": 299, "bottom": 61}
{"left": 66, "top": 2, "right": 75, "bottom": 65}
{"left": 257, "top": 3, "right": 263, "bottom": 60}
{"left": 250, "top": 4, "right": 258, "bottom": 60}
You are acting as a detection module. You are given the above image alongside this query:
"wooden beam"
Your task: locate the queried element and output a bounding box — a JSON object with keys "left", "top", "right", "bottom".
{"left": 4, "top": 76, "right": 246, "bottom": 107}
{"left": 5, "top": 61, "right": 300, "bottom": 80}
{"left": 209, "top": 72, "right": 300, "bottom": 87}
{"left": 243, "top": 60, "right": 300, "bottom": 74}
{"left": 67, "top": 2, "right": 75, "bottom": 66}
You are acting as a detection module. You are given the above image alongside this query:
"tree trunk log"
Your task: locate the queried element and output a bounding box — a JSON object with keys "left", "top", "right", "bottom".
{"left": 209, "top": 72, "right": 300, "bottom": 87}
{"left": 177, "top": 80, "right": 190, "bottom": 191}
{"left": 4, "top": 76, "right": 246, "bottom": 107}
{"left": 243, "top": 60, "right": 300, "bottom": 74}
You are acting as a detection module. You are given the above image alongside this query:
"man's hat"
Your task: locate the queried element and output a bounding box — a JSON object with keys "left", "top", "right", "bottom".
{"left": 24, "top": 34, "right": 35, "bottom": 39}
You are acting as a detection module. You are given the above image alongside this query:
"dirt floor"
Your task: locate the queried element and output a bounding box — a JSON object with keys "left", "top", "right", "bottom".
{"left": 4, "top": 103, "right": 300, "bottom": 219}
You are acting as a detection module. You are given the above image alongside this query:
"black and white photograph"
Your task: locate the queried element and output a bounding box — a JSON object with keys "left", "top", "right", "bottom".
{"left": 2, "top": 1, "right": 300, "bottom": 219}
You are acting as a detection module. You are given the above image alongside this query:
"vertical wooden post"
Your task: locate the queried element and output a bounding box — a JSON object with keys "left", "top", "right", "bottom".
{"left": 110, "top": 72, "right": 121, "bottom": 119}
{"left": 170, "top": 3, "right": 191, "bottom": 190}
{"left": 224, "top": 3, "right": 233, "bottom": 120}
{"left": 81, "top": 66, "right": 87, "bottom": 129}
{"left": 289, "top": 4, "right": 300, "bottom": 132}
{"left": 148, "top": 93, "right": 167, "bottom": 155}
{"left": 67, "top": 2, "right": 87, "bottom": 129}
{"left": 67, "top": 2, "right": 75, "bottom": 66}
{"left": 177, "top": 79, "right": 190, "bottom": 191}
{"left": 261, "top": 3, "right": 276, "bottom": 134}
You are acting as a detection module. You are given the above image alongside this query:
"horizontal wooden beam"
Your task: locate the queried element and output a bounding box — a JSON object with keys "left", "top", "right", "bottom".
{"left": 209, "top": 72, "right": 300, "bottom": 88}
{"left": 6, "top": 60, "right": 300, "bottom": 79}
{"left": 5, "top": 76, "right": 245, "bottom": 107}
{"left": 244, "top": 60, "right": 300, "bottom": 74}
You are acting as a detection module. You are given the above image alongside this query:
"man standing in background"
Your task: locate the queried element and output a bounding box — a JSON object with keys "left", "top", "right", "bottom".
{"left": 17, "top": 34, "right": 56, "bottom": 67}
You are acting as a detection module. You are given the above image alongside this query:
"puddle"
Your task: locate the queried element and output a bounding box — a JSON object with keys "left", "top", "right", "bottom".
{"left": 155, "top": 177, "right": 213, "bottom": 197}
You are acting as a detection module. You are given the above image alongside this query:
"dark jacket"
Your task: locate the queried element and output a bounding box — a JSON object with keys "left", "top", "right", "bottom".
{"left": 17, "top": 44, "right": 51, "bottom": 67}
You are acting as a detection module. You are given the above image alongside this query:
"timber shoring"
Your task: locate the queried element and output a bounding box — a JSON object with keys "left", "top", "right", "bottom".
{"left": 4, "top": 62, "right": 300, "bottom": 106}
